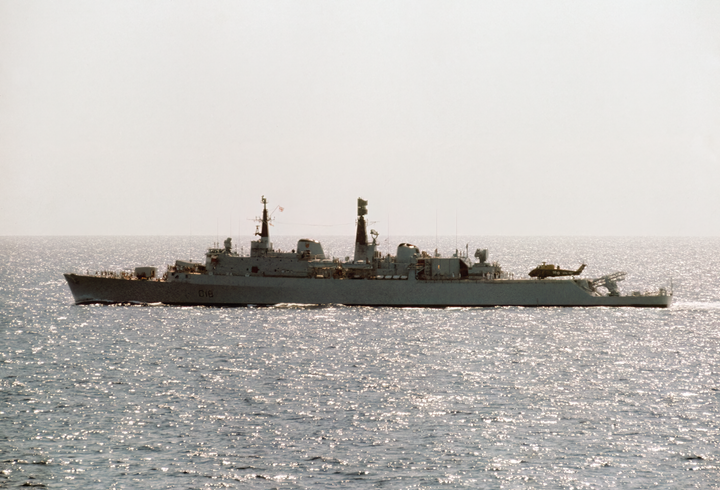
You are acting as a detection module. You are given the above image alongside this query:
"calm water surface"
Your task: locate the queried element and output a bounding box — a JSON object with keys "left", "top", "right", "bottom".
{"left": 2, "top": 236, "right": 720, "bottom": 488}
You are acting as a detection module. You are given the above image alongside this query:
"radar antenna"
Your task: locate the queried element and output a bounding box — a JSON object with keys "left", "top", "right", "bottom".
{"left": 370, "top": 229, "right": 379, "bottom": 245}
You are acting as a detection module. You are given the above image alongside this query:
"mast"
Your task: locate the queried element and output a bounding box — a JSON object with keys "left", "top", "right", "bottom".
{"left": 251, "top": 196, "right": 273, "bottom": 256}
{"left": 259, "top": 196, "right": 269, "bottom": 239}
{"left": 354, "top": 198, "right": 373, "bottom": 263}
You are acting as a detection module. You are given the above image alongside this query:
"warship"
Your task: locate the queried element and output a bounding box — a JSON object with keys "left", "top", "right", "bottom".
{"left": 64, "top": 197, "right": 672, "bottom": 308}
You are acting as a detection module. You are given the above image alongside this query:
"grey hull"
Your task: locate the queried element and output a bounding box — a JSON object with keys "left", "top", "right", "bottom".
{"left": 64, "top": 274, "right": 672, "bottom": 308}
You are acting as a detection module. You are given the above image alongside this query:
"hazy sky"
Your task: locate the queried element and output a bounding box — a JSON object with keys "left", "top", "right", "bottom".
{"left": 2, "top": 1, "right": 719, "bottom": 236}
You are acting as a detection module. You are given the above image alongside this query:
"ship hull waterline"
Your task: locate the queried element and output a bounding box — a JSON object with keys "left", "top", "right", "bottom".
{"left": 64, "top": 274, "right": 672, "bottom": 308}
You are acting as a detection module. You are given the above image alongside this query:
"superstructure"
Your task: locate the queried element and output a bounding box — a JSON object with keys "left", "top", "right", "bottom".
{"left": 64, "top": 197, "right": 672, "bottom": 307}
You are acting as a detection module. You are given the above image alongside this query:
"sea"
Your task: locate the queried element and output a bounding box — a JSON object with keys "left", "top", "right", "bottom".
{"left": 2, "top": 236, "right": 720, "bottom": 489}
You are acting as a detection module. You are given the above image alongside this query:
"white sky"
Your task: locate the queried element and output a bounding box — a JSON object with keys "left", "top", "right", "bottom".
{"left": 1, "top": 0, "right": 719, "bottom": 236}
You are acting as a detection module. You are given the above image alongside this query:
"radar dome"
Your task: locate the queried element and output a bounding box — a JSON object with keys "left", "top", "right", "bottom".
{"left": 396, "top": 243, "right": 420, "bottom": 263}
{"left": 297, "top": 239, "right": 325, "bottom": 259}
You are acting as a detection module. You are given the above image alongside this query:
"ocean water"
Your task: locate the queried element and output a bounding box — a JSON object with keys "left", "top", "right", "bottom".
{"left": 2, "top": 236, "right": 720, "bottom": 489}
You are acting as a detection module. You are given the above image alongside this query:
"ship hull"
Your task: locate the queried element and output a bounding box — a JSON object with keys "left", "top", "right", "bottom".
{"left": 63, "top": 274, "right": 672, "bottom": 308}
